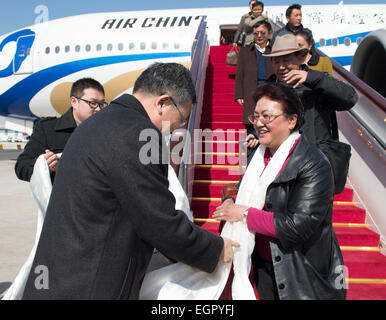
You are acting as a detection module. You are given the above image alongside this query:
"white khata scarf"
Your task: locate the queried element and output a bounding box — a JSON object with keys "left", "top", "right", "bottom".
{"left": 226, "top": 130, "right": 301, "bottom": 299}
{"left": 140, "top": 131, "right": 301, "bottom": 300}
{"left": 5, "top": 131, "right": 300, "bottom": 300}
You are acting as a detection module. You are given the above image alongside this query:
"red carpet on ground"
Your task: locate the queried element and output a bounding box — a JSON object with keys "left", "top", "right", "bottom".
{"left": 191, "top": 45, "right": 386, "bottom": 300}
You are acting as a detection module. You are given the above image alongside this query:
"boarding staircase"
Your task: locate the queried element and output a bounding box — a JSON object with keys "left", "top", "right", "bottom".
{"left": 189, "top": 45, "right": 386, "bottom": 300}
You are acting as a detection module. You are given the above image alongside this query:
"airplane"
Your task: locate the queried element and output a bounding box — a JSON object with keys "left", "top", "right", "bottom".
{"left": 0, "top": 3, "right": 385, "bottom": 133}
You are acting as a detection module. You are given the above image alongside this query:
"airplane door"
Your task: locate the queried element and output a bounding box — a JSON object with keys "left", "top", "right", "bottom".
{"left": 13, "top": 35, "right": 34, "bottom": 74}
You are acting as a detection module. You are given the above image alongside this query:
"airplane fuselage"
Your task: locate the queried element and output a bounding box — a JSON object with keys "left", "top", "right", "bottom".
{"left": 0, "top": 4, "right": 384, "bottom": 124}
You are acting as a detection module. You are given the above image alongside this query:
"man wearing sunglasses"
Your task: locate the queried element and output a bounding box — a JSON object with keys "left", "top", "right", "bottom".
{"left": 235, "top": 20, "right": 274, "bottom": 136}
{"left": 15, "top": 77, "right": 107, "bottom": 182}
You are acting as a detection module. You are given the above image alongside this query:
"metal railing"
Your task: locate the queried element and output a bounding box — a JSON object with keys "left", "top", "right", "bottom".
{"left": 177, "top": 18, "right": 210, "bottom": 202}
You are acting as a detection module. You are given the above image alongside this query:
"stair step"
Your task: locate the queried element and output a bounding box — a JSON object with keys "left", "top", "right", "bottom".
{"left": 346, "top": 283, "right": 386, "bottom": 300}
{"left": 207, "top": 97, "right": 240, "bottom": 105}
{"left": 332, "top": 205, "right": 366, "bottom": 224}
{"left": 192, "top": 181, "right": 354, "bottom": 202}
{"left": 194, "top": 153, "right": 244, "bottom": 166}
{"left": 334, "top": 188, "right": 354, "bottom": 202}
{"left": 201, "top": 121, "right": 245, "bottom": 130}
{"left": 202, "top": 105, "right": 242, "bottom": 113}
{"left": 191, "top": 199, "right": 366, "bottom": 221}
{"left": 200, "top": 141, "right": 242, "bottom": 154}
{"left": 194, "top": 220, "right": 219, "bottom": 234}
{"left": 194, "top": 165, "right": 245, "bottom": 180}
{"left": 201, "top": 114, "right": 243, "bottom": 122}
{"left": 343, "top": 251, "right": 386, "bottom": 278}
{"left": 334, "top": 226, "right": 380, "bottom": 247}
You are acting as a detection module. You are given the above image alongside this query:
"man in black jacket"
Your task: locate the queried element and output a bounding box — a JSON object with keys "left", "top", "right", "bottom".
{"left": 271, "top": 4, "right": 309, "bottom": 44}
{"left": 263, "top": 34, "right": 358, "bottom": 144}
{"left": 22, "top": 63, "right": 238, "bottom": 300}
{"left": 15, "top": 78, "right": 107, "bottom": 182}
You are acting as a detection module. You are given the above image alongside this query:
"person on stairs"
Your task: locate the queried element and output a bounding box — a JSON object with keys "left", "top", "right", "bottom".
{"left": 235, "top": 20, "right": 274, "bottom": 136}
{"left": 214, "top": 82, "right": 347, "bottom": 300}
{"left": 245, "top": 34, "right": 358, "bottom": 191}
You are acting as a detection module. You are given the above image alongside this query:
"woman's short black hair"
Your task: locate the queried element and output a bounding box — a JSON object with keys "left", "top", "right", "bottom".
{"left": 252, "top": 82, "right": 304, "bottom": 131}
{"left": 294, "top": 28, "right": 315, "bottom": 47}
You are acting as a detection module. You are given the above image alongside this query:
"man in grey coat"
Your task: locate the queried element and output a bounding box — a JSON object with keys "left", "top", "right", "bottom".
{"left": 22, "top": 63, "right": 238, "bottom": 300}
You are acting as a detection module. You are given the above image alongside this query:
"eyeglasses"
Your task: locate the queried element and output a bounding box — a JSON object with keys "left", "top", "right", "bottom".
{"left": 168, "top": 95, "right": 187, "bottom": 127}
{"left": 248, "top": 113, "right": 286, "bottom": 124}
{"left": 75, "top": 97, "right": 109, "bottom": 110}
{"left": 253, "top": 31, "right": 267, "bottom": 36}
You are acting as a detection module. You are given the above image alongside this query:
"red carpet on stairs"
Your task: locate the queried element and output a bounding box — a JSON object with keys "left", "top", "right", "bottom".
{"left": 191, "top": 45, "right": 386, "bottom": 300}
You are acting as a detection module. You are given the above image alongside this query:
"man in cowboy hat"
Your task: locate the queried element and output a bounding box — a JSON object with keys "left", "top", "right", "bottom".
{"left": 261, "top": 33, "right": 358, "bottom": 145}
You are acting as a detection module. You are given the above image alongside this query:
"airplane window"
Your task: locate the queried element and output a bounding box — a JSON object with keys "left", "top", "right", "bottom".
{"left": 344, "top": 38, "right": 351, "bottom": 46}
{"left": 75, "top": 45, "right": 81, "bottom": 53}
{"left": 107, "top": 44, "right": 113, "bottom": 51}
{"left": 129, "top": 43, "right": 135, "bottom": 50}
{"left": 174, "top": 43, "right": 180, "bottom": 49}
{"left": 140, "top": 42, "right": 146, "bottom": 50}
{"left": 27, "top": 48, "right": 31, "bottom": 56}
{"left": 118, "top": 43, "right": 124, "bottom": 51}
{"left": 85, "top": 44, "right": 91, "bottom": 52}
{"left": 332, "top": 38, "right": 338, "bottom": 46}
{"left": 55, "top": 46, "right": 60, "bottom": 54}
{"left": 319, "top": 38, "right": 326, "bottom": 47}
{"left": 357, "top": 37, "right": 363, "bottom": 45}
{"left": 65, "top": 45, "right": 70, "bottom": 53}
{"left": 151, "top": 42, "right": 157, "bottom": 50}
{"left": 163, "top": 43, "right": 169, "bottom": 49}
{"left": 96, "top": 44, "right": 102, "bottom": 51}
{"left": 45, "top": 47, "right": 50, "bottom": 54}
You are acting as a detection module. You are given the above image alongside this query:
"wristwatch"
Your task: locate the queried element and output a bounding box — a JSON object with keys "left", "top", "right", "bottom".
{"left": 242, "top": 208, "right": 249, "bottom": 224}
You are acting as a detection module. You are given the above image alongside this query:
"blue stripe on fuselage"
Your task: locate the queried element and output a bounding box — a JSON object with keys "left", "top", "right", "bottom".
{"left": 315, "top": 31, "right": 371, "bottom": 47}
{"left": 331, "top": 56, "right": 353, "bottom": 67}
{"left": 0, "top": 52, "right": 190, "bottom": 118}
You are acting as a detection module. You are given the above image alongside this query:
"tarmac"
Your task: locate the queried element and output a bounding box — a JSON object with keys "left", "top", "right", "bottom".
{"left": 0, "top": 142, "right": 36, "bottom": 298}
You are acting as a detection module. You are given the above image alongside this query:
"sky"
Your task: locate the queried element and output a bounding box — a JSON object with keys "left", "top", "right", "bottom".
{"left": 0, "top": 0, "right": 385, "bottom": 36}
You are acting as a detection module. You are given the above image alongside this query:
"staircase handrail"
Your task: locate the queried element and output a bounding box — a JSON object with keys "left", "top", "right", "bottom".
{"left": 177, "top": 18, "right": 210, "bottom": 201}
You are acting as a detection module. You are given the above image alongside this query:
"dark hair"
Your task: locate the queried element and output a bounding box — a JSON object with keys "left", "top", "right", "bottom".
{"left": 294, "top": 28, "right": 315, "bottom": 47}
{"left": 252, "top": 82, "right": 304, "bottom": 131}
{"left": 252, "top": 1, "right": 264, "bottom": 10}
{"left": 133, "top": 62, "right": 196, "bottom": 109}
{"left": 70, "top": 78, "right": 105, "bottom": 98}
{"left": 252, "top": 20, "right": 272, "bottom": 32}
{"left": 286, "top": 3, "right": 302, "bottom": 17}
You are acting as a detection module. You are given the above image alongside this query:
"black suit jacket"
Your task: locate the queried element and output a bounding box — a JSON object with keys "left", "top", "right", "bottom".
{"left": 22, "top": 94, "right": 223, "bottom": 300}
{"left": 15, "top": 107, "right": 77, "bottom": 182}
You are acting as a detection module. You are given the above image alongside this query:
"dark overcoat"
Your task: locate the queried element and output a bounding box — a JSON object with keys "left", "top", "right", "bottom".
{"left": 263, "top": 136, "right": 346, "bottom": 299}
{"left": 234, "top": 43, "right": 274, "bottom": 124}
{"left": 15, "top": 107, "right": 77, "bottom": 182}
{"left": 22, "top": 94, "right": 223, "bottom": 300}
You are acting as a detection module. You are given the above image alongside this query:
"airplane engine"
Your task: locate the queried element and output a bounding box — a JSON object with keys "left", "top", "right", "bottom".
{"left": 351, "top": 29, "right": 386, "bottom": 97}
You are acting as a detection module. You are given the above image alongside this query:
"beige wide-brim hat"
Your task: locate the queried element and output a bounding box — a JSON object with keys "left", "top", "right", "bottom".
{"left": 263, "top": 34, "right": 309, "bottom": 57}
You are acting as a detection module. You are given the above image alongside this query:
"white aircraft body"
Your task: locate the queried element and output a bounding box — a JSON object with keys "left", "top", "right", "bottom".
{"left": 0, "top": 3, "right": 385, "bottom": 131}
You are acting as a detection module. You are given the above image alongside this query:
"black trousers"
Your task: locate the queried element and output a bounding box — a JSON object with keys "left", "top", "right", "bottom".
{"left": 252, "top": 252, "right": 280, "bottom": 300}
